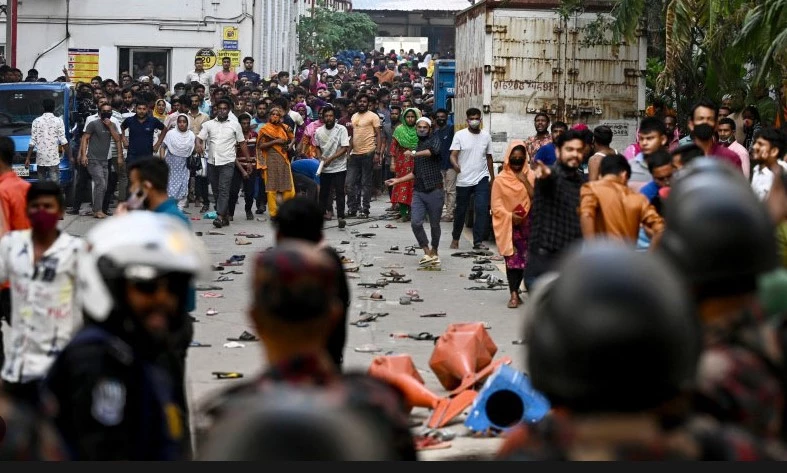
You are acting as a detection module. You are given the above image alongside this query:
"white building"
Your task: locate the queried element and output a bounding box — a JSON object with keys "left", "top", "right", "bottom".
{"left": 0, "top": 0, "right": 350, "bottom": 88}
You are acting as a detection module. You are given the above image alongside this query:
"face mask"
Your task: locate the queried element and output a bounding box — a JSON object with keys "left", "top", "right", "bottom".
{"left": 693, "top": 123, "right": 714, "bottom": 141}
{"left": 719, "top": 136, "right": 735, "bottom": 145}
{"left": 100, "top": 111, "right": 112, "bottom": 119}
{"left": 436, "top": 118, "right": 447, "bottom": 126}
{"left": 29, "top": 210, "right": 59, "bottom": 233}
{"left": 127, "top": 187, "right": 148, "bottom": 210}
{"left": 417, "top": 130, "right": 429, "bottom": 137}
{"left": 468, "top": 119, "right": 481, "bottom": 129}
{"left": 509, "top": 160, "right": 526, "bottom": 168}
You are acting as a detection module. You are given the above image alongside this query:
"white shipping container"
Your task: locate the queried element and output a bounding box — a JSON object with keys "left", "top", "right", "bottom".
{"left": 454, "top": 0, "right": 647, "bottom": 160}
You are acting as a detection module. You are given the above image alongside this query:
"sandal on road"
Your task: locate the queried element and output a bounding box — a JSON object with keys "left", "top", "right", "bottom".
{"left": 420, "top": 312, "right": 447, "bottom": 318}
{"left": 220, "top": 270, "right": 243, "bottom": 275}
{"left": 227, "top": 330, "right": 259, "bottom": 342}
{"left": 196, "top": 284, "right": 223, "bottom": 291}
{"left": 206, "top": 308, "right": 219, "bottom": 316}
{"left": 358, "top": 291, "right": 385, "bottom": 301}
{"left": 200, "top": 292, "right": 224, "bottom": 298}
{"left": 235, "top": 237, "right": 252, "bottom": 245}
{"left": 354, "top": 344, "right": 382, "bottom": 353}
{"left": 213, "top": 276, "right": 234, "bottom": 282}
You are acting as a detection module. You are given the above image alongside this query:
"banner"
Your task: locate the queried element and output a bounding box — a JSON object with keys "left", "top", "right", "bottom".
{"left": 67, "top": 49, "right": 99, "bottom": 84}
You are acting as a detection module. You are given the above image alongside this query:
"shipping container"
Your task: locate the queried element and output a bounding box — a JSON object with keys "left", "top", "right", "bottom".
{"left": 454, "top": 0, "right": 647, "bottom": 159}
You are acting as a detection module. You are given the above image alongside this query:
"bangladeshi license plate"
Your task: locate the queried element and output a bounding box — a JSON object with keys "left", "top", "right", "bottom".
{"left": 13, "top": 165, "right": 28, "bottom": 177}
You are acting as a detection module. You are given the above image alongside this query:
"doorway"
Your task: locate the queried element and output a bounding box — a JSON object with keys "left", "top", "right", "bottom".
{"left": 118, "top": 48, "right": 171, "bottom": 88}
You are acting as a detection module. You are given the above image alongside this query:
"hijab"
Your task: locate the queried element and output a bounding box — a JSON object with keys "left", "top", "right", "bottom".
{"left": 491, "top": 145, "right": 535, "bottom": 256}
{"left": 392, "top": 107, "right": 421, "bottom": 149}
{"left": 162, "top": 114, "right": 195, "bottom": 157}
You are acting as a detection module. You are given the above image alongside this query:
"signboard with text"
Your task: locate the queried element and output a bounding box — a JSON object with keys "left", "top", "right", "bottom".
{"left": 68, "top": 48, "right": 99, "bottom": 83}
{"left": 217, "top": 50, "right": 241, "bottom": 68}
{"left": 196, "top": 48, "right": 218, "bottom": 70}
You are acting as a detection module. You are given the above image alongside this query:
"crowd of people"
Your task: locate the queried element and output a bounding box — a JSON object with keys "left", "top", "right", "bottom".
{"left": 0, "top": 47, "right": 785, "bottom": 460}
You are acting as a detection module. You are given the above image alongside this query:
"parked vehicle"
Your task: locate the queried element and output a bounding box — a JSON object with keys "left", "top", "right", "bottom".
{"left": 0, "top": 82, "right": 76, "bottom": 204}
{"left": 454, "top": 0, "right": 647, "bottom": 161}
{"left": 433, "top": 59, "right": 456, "bottom": 127}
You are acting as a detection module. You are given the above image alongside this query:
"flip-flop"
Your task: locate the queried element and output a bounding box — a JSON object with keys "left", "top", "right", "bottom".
{"left": 465, "top": 286, "right": 506, "bottom": 291}
{"left": 385, "top": 224, "right": 397, "bottom": 229}
{"left": 340, "top": 257, "right": 355, "bottom": 264}
{"left": 369, "top": 224, "right": 379, "bottom": 228}
{"left": 189, "top": 341, "right": 212, "bottom": 348}
{"left": 194, "top": 232, "right": 203, "bottom": 236}
{"left": 213, "top": 372, "right": 244, "bottom": 379}
{"left": 340, "top": 240, "right": 350, "bottom": 244}
{"left": 415, "top": 436, "right": 452, "bottom": 451}
{"left": 356, "top": 233, "right": 376, "bottom": 238}
{"left": 235, "top": 237, "right": 252, "bottom": 245}
{"left": 206, "top": 308, "right": 219, "bottom": 316}
{"left": 220, "top": 270, "right": 243, "bottom": 275}
{"left": 359, "top": 311, "right": 389, "bottom": 317}
{"left": 345, "top": 266, "right": 360, "bottom": 273}
{"left": 381, "top": 270, "right": 404, "bottom": 278}
{"left": 213, "top": 276, "right": 234, "bottom": 282}
{"left": 208, "top": 231, "right": 226, "bottom": 235}
{"left": 399, "top": 296, "right": 412, "bottom": 305}
{"left": 358, "top": 295, "right": 386, "bottom": 301}
{"left": 405, "top": 289, "right": 420, "bottom": 297}
{"left": 354, "top": 344, "right": 382, "bottom": 353}
{"left": 389, "top": 246, "right": 400, "bottom": 251}
{"left": 221, "top": 261, "right": 244, "bottom": 267}
{"left": 200, "top": 292, "right": 224, "bottom": 298}
{"left": 362, "top": 263, "right": 374, "bottom": 267}
{"left": 227, "top": 331, "right": 259, "bottom": 342}
{"left": 196, "top": 285, "right": 223, "bottom": 291}
{"left": 244, "top": 234, "right": 263, "bottom": 238}
{"left": 420, "top": 312, "right": 447, "bottom": 318}
{"left": 212, "top": 265, "right": 225, "bottom": 271}
{"left": 385, "top": 278, "right": 412, "bottom": 283}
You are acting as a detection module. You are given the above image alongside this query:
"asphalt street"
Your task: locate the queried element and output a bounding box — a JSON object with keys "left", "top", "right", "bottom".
{"left": 52, "top": 194, "right": 531, "bottom": 460}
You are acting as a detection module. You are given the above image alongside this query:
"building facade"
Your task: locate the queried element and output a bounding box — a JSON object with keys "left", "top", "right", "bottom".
{"left": 0, "top": 0, "right": 350, "bottom": 87}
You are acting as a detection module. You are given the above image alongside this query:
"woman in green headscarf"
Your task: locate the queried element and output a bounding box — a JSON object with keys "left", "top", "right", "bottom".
{"left": 389, "top": 107, "right": 421, "bottom": 221}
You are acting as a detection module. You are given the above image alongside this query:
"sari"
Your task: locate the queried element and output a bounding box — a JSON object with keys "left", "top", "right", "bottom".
{"left": 390, "top": 108, "right": 421, "bottom": 209}
{"left": 257, "top": 120, "right": 295, "bottom": 193}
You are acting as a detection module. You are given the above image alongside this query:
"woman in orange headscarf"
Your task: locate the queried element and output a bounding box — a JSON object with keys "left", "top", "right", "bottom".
{"left": 256, "top": 106, "right": 296, "bottom": 218}
{"left": 491, "top": 144, "right": 535, "bottom": 309}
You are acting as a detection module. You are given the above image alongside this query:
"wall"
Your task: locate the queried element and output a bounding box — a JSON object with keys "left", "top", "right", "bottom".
{"left": 0, "top": 0, "right": 343, "bottom": 88}
{"left": 360, "top": 10, "right": 459, "bottom": 53}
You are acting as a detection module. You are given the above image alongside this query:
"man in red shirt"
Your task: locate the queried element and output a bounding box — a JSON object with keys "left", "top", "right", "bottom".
{"left": 687, "top": 99, "right": 743, "bottom": 173}
{"left": 0, "top": 136, "right": 31, "bottom": 370}
{"left": 214, "top": 57, "right": 239, "bottom": 87}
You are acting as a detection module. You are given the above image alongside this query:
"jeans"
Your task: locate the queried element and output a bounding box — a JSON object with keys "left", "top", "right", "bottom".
{"left": 228, "top": 168, "right": 259, "bottom": 216}
{"left": 37, "top": 165, "right": 60, "bottom": 183}
{"left": 523, "top": 248, "right": 559, "bottom": 291}
{"left": 208, "top": 162, "right": 235, "bottom": 217}
{"left": 116, "top": 160, "right": 128, "bottom": 202}
{"left": 195, "top": 175, "right": 210, "bottom": 208}
{"left": 71, "top": 163, "right": 92, "bottom": 211}
{"left": 320, "top": 171, "right": 346, "bottom": 219}
{"left": 441, "top": 168, "right": 458, "bottom": 218}
{"left": 346, "top": 152, "right": 374, "bottom": 214}
{"left": 103, "top": 160, "right": 118, "bottom": 213}
{"left": 452, "top": 177, "right": 491, "bottom": 246}
{"left": 87, "top": 158, "right": 108, "bottom": 213}
{"left": 411, "top": 188, "right": 445, "bottom": 252}
{"left": 254, "top": 173, "right": 266, "bottom": 210}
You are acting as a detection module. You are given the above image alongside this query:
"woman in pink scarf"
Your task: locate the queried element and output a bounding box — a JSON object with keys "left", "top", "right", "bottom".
{"left": 297, "top": 106, "right": 324, "bottom": 158}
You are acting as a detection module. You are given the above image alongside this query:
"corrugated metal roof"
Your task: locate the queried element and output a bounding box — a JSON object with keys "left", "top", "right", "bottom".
{"left": 352, "top": 0, "right": 473, "bottom": 11}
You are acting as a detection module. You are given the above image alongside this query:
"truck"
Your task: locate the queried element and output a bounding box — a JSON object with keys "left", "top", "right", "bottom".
{"left": 0, "top": 82, "right": 76, "bottom": 204}
{"left": 433, "top": 59, "right": 456, "bottom": 127}
{"left": 453, "top": 0, "right": 647, "bottom": 160}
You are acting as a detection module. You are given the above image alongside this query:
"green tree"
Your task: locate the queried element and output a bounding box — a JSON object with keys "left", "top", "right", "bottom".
{"left": 297, "top": 2, "right": 377, "bottom": 65}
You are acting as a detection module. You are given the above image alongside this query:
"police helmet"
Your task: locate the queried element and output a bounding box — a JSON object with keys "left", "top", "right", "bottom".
{"left": 526, "top": 240, "right": 700, "bottom": 413}
{"left": 660, "top": 158, "right": 777, "bottom": 292}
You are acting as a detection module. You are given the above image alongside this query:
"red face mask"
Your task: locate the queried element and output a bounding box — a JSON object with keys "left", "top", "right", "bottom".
{"left": 29, "top": 210, "right": 59, "bottom": 232}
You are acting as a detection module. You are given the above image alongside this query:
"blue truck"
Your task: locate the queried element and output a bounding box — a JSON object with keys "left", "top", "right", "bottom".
{"left": 0, "top": 82, "right": 76, "bottom": 205}
{"left": 433, "top": 59, "right": 455, "bottom": 127}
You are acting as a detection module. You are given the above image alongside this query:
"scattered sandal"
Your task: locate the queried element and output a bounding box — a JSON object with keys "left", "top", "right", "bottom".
{"left": 227, "top": 330, "right": 259, "bottom": 342}
{"left": 358, "top": 291, "right": 386, "bottom": 301}
{"left": 213, "top": 372, "right": 244, "bottom": 379}
{"left": 420, "top": 312, "right": 447, "bottom": 318}
{"left": 206, "top": 308, "right": 219, "bottom": 316}
{"left": 235, "top": 237, "right": 252, "bottom": 245}
{"left": 354, "top": 344, "right": 382, "bottom": 353}
{"left": 208, "top": 231, "right": 225, "bottom": 235}
{"left": 196, "top": 284, "right": 223, "bottom": 291}
{"left": 213, "top": 276, "right": 234, "bottom": 282}
{"left": 385, "top": 224, "right": 397, "bottom": 229}
{"left": 220, "top": 270, "right": 243, "bottom": 275}
{"left": 369, "top": 224, "right": 379, "bottom": 228}
{"left": 200, "top": 292, "right": 224, "bottom": 298}
{"left": 189, "top": 341, "right": 212, "bottom": 348}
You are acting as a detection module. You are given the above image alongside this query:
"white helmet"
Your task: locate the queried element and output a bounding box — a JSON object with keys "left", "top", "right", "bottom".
{"left": 78, "top": 212, "right": 210, "bottom": 322}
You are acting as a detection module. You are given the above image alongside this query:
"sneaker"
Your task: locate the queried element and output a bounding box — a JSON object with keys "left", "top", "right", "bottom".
{"left": 246, "top": 211, "right": 254, "bottom": 220}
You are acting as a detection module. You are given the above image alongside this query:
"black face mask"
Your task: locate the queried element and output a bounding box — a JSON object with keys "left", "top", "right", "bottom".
{"left": 693, "top": 123, "right": 715, "bottom": 141}
{"left": 436, "top": 118, "right": 447, "bottom": 126}
{"left": 100, "top": 111, "right": 112, "bottom": 119}
{"left": 509, "top": 160, "right": 526, "bottom": 168}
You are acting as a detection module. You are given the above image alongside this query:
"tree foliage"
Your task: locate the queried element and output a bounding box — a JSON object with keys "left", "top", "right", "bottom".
{"left": 297, "top": 2, "right": 377, "bottom": 65}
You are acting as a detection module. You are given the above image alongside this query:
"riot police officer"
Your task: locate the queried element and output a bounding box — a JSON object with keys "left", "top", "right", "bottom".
{"left": 41, "top": 212, "right": 210, "bottom": 460}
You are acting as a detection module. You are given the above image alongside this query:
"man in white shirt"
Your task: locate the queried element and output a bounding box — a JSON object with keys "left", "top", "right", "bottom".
{"left": 751, "top": 126, "right": 787, "bottom": 201}
{"left": 449, "top": 107, "right": 495, "bottom": 250}
{"left": 314, "top": 106, "right": 350, "bottom": 224}
{"left": 0, "top": 181, "right": 84, "bottom": 407}
{"left": 25, "top": 99, "right": 71, "bottom": 183}
{"left": 196, "top": 98, "right": 250, "bottom": 228}
{"left": 323, "top": 57, "right": 340, "bottom": 78}
{"left": 186, "top": 57, "right": 213, "bottom": 89}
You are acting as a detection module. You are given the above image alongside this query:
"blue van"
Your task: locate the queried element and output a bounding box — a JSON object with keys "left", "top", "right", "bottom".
{"left": 0, "top": 82, "right": 76, "bottom": 204}
{"left": 434, "top": 60, "right": 456, "bottom": 127}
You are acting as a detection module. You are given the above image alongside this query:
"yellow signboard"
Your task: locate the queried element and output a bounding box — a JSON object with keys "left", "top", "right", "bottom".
{"left": 68, "top": 48, "right": 99, "bottom": 84}
{"left": 223, "top": 26, "right": 238, "bottom": 41}
{"left": 217, "top": 50, "right": 241, "bottom": 68}
{"left": 196, "top": 48, "right": 218, "bottom": 70}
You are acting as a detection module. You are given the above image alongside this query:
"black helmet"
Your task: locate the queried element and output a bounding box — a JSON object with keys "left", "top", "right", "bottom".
{"left": 660, "top": 158, "right": 777, "bottom": 293}
{"left": 199, "top": 385, "right": 404, "bottom": 460}
{"left": 526, "top": 241, "right": 700, "bottom": 413}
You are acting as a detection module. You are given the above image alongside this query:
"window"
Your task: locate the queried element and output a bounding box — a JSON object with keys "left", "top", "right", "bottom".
{"left": 118, "top": 48, "right": 171, "bottom": 89}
